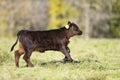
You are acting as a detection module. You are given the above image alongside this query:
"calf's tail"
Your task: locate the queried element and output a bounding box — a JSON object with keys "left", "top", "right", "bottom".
{"left": 10, "top": 31, "right": 22, "bottom": 52}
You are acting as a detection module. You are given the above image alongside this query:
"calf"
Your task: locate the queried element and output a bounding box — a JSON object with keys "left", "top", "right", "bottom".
{"left": 11, "top": 21, "right": 82, "bottom": 67}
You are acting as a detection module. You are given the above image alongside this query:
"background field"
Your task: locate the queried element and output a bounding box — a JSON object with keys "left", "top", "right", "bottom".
{"left": 0, "top": 38, "right": 120, "bottom": 80}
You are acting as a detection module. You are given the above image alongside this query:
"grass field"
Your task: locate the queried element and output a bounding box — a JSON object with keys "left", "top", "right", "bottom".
{"left": 0, "top": 37, "right": 120, "bottom": 80}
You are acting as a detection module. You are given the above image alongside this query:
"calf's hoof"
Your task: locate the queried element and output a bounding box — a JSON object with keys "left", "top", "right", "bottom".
{"left": 71, "top": 60, "right": 75, "bottom": 65}
{"left": 26, "top": 64, "right": 34, "bottom": 67}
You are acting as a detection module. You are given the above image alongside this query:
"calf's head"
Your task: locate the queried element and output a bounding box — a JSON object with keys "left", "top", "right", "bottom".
{"left": 65, "top": 21, "right": 82, "bottom": 37}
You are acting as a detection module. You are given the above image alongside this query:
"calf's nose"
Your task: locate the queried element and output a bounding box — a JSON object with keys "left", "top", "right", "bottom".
{"left": 78, "top": 31, "right": 82, "bottom": 35}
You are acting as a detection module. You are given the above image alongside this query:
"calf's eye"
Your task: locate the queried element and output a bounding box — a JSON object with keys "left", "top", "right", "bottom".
{"left": 74, "top": 26, "right": 78, "bottom": 31}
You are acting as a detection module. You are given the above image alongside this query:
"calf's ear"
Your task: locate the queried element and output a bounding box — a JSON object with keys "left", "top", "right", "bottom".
{"left": 68, "top": 21, "right": 71, "bottom": 25}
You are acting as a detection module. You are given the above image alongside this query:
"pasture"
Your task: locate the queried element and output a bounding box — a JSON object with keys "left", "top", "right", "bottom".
{"left": 0, "top": 37, "right": 120, "bottom": 80}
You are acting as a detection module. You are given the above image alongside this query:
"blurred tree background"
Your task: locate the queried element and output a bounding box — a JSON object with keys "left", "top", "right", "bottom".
{"left": 0, "top": 0, "right": 120, "bottom": 38}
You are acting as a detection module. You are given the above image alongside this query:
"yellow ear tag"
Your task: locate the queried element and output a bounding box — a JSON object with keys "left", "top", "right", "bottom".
{"left": 65, "top": 25, "right": 69, "bottom": 29}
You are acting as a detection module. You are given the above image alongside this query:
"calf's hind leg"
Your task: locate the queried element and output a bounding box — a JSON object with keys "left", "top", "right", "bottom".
{"left": 15, "top": 50, "right": 24, "bottom": 67}
{"left": 23, "top": 52, "right": 34, "bottom": 67}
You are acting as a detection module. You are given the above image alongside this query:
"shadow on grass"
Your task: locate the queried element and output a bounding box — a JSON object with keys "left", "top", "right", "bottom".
{"left": 20, "top": 60, "right": 80, "bottom": 68}
{"left": 39, "top": 60, "right": 81, "bottom": 67}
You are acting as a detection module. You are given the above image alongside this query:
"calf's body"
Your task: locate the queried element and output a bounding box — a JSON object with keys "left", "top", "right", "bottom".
{"left": 11, "top": 21, "right": 82, "bottom": 67}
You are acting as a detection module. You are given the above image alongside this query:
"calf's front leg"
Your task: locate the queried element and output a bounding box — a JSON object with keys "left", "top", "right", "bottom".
{"left": 62, "top": 47, "right": 70, "bottom": 62}
{"left": 60, "top": 46, "right": 74, "bottom": 64}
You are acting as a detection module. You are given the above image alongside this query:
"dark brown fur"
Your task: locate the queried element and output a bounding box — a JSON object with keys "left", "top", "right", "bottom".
{"left": 11, "top": 21, "right": 82, "bottom": 67}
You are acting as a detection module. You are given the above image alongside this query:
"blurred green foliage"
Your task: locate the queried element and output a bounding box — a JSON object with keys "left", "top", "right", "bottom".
{"left": 110, "top": 0, "right": 120, "bottom": 38}
{"left": 0, "top": 0, "right": 120, "bottom": 38}
{"left": 48, "top": 0, "right": 78, "bottom": 29}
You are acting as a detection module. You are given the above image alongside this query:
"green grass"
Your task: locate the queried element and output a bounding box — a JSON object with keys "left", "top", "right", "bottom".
{"left": 0, "top": 37, "right": 120, "bottom": 80}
